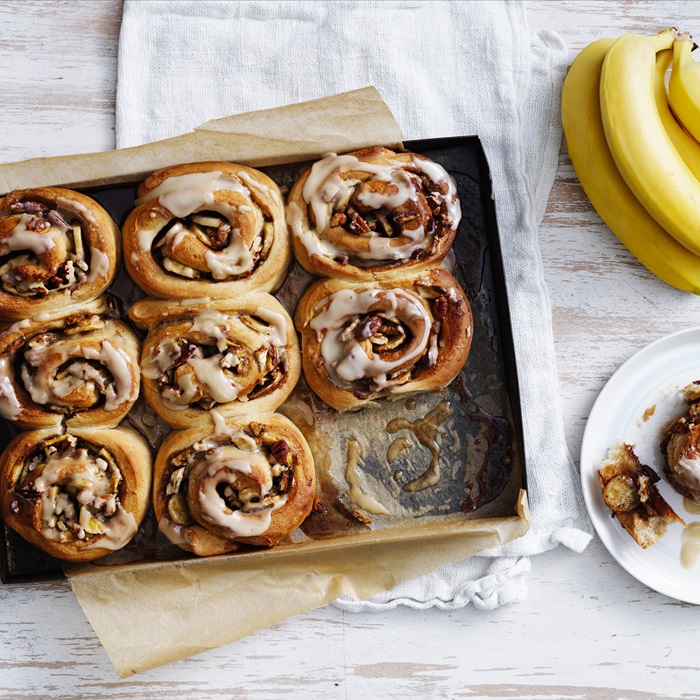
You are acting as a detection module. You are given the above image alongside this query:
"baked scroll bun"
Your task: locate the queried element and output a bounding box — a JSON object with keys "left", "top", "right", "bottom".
{"left": 0, "top": 187, "right": 119, "bottom": 321}
{"left": 661, "top": 383, "right": 700, "bottom": 503}
{"left": 0, "top": 427, "right": 152, "bottom": 561}
{"left": 129, "top": 294, "right": 300, "bottom": 429}
{"left": 0, "top": 296, "right": 140, "bottom": 429}
{"left": 294, "top": 268, "right": 473, "bottom": 411}
{"left": 123, "top": 161, "right": 291, "bottom": 298}
{"left": 287, "top": 146, "right": 460, "bottom": 280}
{"left": 154, "top": 412, "right": 315, "bottom": 556}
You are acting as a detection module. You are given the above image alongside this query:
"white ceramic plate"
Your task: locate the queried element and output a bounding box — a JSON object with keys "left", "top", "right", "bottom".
{"left": 580, "top": 327, "right": 700, "bottom": 604}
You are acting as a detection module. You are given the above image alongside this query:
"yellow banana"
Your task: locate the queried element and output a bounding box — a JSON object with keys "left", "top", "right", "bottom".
{"left": 562, "top": 37, "right": 700, "bottom": 294}
{"left": 655, "top": 48, "right": 700, "bottom": 179}
{"left": 600, "top": 29, "right": 700, "bottom": 256}
{"left": 668, "top": 36, "right": 700, "bottom": 143}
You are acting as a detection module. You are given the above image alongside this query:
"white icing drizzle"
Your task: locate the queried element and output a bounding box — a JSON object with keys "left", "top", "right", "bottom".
{"left": 411, "top": 156, "right": 461, "bottom": 229}
{"left": 55, "top": 196, "right": 98, "bottom": 226}
{"left": 355, "top": 168, "right": 415, "bottom": 210}
{"left": 236, "top": 170, "right": 275, "bottom": 200}
{"left": 29, "top": 447, "right": 136, "bottom": 550}
{"left": 209, "top": 409, "right": 258, "bottom": 450}
{"left": 50, "top": 364, "right": 109, "bottom": 401}
{"left": 187, "top": 357, "right": 240, "bottom": 403}
{"left": 162, "top": 221, "right": 188, "bottom": 249}
{"left": 192, "top": 445, "right": 287, "bottom": 538}
{"left": 160, "top": 371, "right": 198, "bottom": 410}
{"left": 293, "top": 152, "right": 459, "bottom": 264}
{"left": 253, "top": 306, "right": 287, "bottom": 347}
{"left": 0, "top": 357, "right": 23, "bottom": 419}
{"left": 87, "top": 248, "right": 110, "bottom": 283}
{"left": 210, "top": 408, "right": 230, "bottom": 436}
{"left": 138, "top": 208, "right": 250, "bottom": 272}
{"left": 365, "top": 225, "right": 424, "bottom": 261}
{"left": 308, "top": 288, "right": 431, "bottom": 387}
{"left": 83, "top": 507, "right": 137, "bottom": 550}
{"left": 76, "top": 340, "right": 137, "bottom": 411}
{"left": 676, "top": 457, "right": 700, "bottom": 481}
{"left": 189, "top": 309, "right": 231, "bottom": 341}
{"left": 141, "top": 340, "right": 179, "bottom": 381}
{"left": 203, "top": 229, "right": 255, "bottom": 280}
{"left": 286, "top": 201, "right": 344, "bottom": 260}
{"left": 135, "top": 175, "right": 262, "bottom": 281}
{"left": 137, "top": 226, "right": 158, "bottom": 254}
{"left": 144, "top": 305, "right": 288, "bottom": 413}
{"left": 136, "top": 171, "right": 250, "bottom": 218}
{"left": 158, "top": 515, "right": 186, "bottom": 544}
{"left": 21, "top": 334, "right": 137, "bottom": 413}
{"left": 301, "top": 154, "right": 365, "bottom": 233}
{"left": 33, "top": 312, "right": 52, "bottom": 322}
{"left": 427, "top": 330, "right": 439, "bottom": 368}
{"left": 0, "top": 319, "right": 30, "bottom": 338}
{"left": 34, "top": 454, "right": 109, "bottom": 542}
{"left": 145, "top": 331, "right": 241, "bottom": 411}
{"left": 0, "top": 213, "right": 59, "bottom": 255}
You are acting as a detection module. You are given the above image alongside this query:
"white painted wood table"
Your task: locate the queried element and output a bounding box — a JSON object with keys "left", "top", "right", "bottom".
{"left": 2, "top": 1, "right": 700, "bottom": 697}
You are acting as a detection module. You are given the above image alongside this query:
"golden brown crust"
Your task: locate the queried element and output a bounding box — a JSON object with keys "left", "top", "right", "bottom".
{"left": 660, "top": 385, "right": 700, "bottom": 502}
{"left": 123, "top": 161, "right": 291, "bottom": 299}
{"left": 294, "top": 268, "right": 472, "bottom": 411}
{"left": 0, "top": 427, "right": 152, "bottom": 561}
{"left": 598, "top": 442, "right": 684, "bottom": 549}
{"left": 153, "top": 413, "right": 315, "bottom": 556}
{"left": 0, "top": 296, "right": 140, "bottom": 429}
{"left": 0, "top": 187, "right": 119, "bottom": 321}
{"left": 287, "top": 146, "right": 460, "bottom": 280}
{"left": 129, "top": 293, "right": 300, "bottom": 429}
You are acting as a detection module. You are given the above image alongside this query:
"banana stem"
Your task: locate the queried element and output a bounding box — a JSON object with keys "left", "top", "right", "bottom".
{"left": 650, "top": 28, "right": 678, "bottom": 52}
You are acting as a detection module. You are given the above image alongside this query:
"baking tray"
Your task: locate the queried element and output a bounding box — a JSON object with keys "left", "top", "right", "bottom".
{"left": 0, "top": 136, "right": 526, "bottom": 583}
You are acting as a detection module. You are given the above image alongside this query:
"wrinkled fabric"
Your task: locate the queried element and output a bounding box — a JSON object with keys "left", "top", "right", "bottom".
{"left": 117, "top": 0, "right": 592, "bottom": 612}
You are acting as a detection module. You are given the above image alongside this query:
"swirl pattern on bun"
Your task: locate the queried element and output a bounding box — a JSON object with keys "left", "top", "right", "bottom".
{"left": 0, "top": 427, "right": 152, "bottom": 561}
{"left": 0, "top": 296, "right": 140, "bottom": 429}
{"left": 154, "top": 412, "right": 315, "bottom": 556}
{"left": 129, "top": 294, "right": 300, "bottom": 429}
{"left": 287, "top": 146, "right": 460, "bottom": 280}
{"left": 0, "top": 187, "right": 119, "bottom": 321}
{"left": 123, "top": 161, "right": 291, "bottom": 298}
{"left": 295, "top": 269, "right": 472, "bottom": 411}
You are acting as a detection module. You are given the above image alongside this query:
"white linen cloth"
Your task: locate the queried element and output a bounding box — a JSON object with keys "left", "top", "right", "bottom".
{"left": 117, "top": 0, "right": 592, "bottom": 612}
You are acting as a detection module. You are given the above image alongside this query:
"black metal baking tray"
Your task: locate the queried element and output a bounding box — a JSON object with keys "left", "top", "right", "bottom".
{"left": 0, "top": 136, "right": 527, "bottom": 583}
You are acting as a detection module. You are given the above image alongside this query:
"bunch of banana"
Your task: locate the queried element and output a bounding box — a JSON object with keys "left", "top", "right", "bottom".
{"left": 562, "top": 29, "right": 700, "bottom": 294}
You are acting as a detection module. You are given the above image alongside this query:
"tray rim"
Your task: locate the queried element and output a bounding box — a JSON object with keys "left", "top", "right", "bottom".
{"left": 0, "top": 135, "right": 528, "bottom": 583}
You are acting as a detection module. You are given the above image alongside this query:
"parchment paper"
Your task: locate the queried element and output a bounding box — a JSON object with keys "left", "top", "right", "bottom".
{"left": 0, "top": 87, "right": 529, "bottom": 676}
{"left": 0, "top": 87, "right": 402, "bottom": 190}
{"left": 70, "top": 493, "right": 528, "bottom": 677}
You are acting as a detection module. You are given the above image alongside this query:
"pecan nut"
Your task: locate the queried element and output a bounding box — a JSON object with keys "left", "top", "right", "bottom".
{"left": 432, "top": 297, "right": 448, "bottom": 319}
{"left": 355, "top": 316, "right": 381, "bottom": 341}
{"left": 270, "top": 439, "right": 289, "bottom": 464}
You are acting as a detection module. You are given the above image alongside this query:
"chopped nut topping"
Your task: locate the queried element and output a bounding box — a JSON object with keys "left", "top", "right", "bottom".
{"left": 432, "top": 297, "right": 448, "bottom": 319}
{"left": 354, "top": 316, "right": 381, "bottom": 341}
{"left": 26, "top": 217, "right": 51, "bottom": 232}
{"left": 270, "top": 440, "right": 289, "bottom": 465}
{"left": 330, "top": 212, "right": 347, "bottom": 227}
{"left": 348, "top": 211, "right": 371, "bottom": 235}
{"left": 10, "top": 200, "right": 48, "bottom": 215}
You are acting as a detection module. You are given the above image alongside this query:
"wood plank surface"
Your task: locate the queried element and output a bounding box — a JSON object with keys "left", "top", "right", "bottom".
{"left": 2, "top": 1, "right": 700, "bottom": 698}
